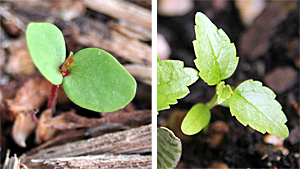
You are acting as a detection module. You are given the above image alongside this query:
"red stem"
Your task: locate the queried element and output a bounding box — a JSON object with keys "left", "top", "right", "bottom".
{"left": 30, "top": 108, "right": 39, "bottom": 126}
{"left": 47, "top": 84, "right": 59, "bottom": 113}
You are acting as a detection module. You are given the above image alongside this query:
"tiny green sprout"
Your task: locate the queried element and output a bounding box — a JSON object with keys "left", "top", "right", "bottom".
{"left": 157, "top": 12, "right": 289, "bottom": 140}
{"left": 26, "top": 22, "right": 136, "bottom": 113}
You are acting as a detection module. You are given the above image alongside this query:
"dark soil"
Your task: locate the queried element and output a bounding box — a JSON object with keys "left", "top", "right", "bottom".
{"left": 158, "top": 1, "right": 299, "bottom": 168}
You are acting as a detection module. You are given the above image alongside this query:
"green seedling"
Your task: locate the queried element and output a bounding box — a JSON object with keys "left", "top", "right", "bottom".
{"left": 157, "top": 57, "right": 183, "bottom": 169}
{"left": 26, "top": 23, "right": 136, "bottom": 113}
{"left": 157, "top": 12, "right": 289, "bottom": 139}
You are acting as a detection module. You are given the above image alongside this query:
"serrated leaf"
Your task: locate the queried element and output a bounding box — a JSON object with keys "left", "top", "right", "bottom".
{"left": 193, "top": 12, "right": 239, "bottom": 86}
{"left": 26, "top": 23, "right": 65, "bottom": 85}
{"left": 216, "top": 81, "right": 233, "bottom": 104}
{"left": 63, "top": 48, "right": 136, "bottom": 112}
{"left": 157, "top": 60, "right": 199, "bottom": 111}
{"left": 229, "top": 79, "right": 289, "bottom": 137}
{"left": 157, "top": 127, "right": 182, "bottom": 169}
{"left": 181, "top": 103, "right": 211, "bottom": 135}
{"left": 219, "top": 99, "right": 229, "bottom": 107}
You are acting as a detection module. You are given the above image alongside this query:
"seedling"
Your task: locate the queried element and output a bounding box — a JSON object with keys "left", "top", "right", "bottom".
{"left": 26, "top": 23, "right": 136, "bottom": 113}
{"left": 157, "top": 12, "right": 289, "bottom": 138}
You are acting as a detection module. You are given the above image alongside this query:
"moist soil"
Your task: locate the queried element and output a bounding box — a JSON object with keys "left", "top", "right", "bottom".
{"left": 158, "top": 1, "right": 299, "bottom": 168}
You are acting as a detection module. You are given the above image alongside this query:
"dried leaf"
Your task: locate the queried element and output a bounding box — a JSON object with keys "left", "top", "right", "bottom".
{"left": 36, "top": 109, "right": 67, "bottom": 144}
{"left": 12, "top": 112, "right": 35, "bottom": 147}
{"left": 6, "top": 76, "right": 51, "bottom": 116}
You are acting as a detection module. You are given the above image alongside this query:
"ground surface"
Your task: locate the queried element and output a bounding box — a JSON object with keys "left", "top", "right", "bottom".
{"left": 0, "top": 1, "right": 151, "bottom": 168}
{"left": 158, "top": 1, "right": 299, "bottom": 168}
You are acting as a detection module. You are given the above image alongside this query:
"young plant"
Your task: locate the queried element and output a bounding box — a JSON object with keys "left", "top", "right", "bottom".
{"left": 156, "top": 56, "right": 184, "bottom": 169}
{"left": 157, "top": 12, "right": 289, "bottom": 141}
{"left": 26, "top": 23, "right": 136, "bottom": 113}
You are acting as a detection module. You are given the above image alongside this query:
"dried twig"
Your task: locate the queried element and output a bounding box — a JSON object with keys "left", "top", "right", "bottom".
{"left": 0, "top": 6, "right": 26, "bottom": 32}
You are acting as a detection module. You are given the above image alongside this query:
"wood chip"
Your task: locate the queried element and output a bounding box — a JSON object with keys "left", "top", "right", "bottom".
{"left": 27, "top": 154, "right": 151, "bottom": 169}
{"left": 3, "top": 150, "right": 20, "bottom": 169}
{"left": 48, "top": 109, "right": 151, "bottom": 130}
{"left": 50, "top": 0, "right": 86, "bottom": 21}
{"left": 6, "top": 38, "right": 36, "bottom": 78}
{"left": 28, "top": 109, "right": 150, "bottom": 152}
{"left": 0, "top": 6, "right": 26, "bottom": 32}
{"left": 124, "top": 64, "right": 151, "bottom": 85}
{"left": 71, "top": 17, "right": 151, "bottom": 65}
{"left": 21, "top": 124, "right": 151, "bottom": 160}
{"left": 84, "top": 0, "right": 151, "bottom": 32}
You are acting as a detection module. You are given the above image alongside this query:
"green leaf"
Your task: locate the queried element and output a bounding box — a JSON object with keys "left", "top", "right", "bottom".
{"left": 219, "top": 99, "right": 229, "bottom": 108}
{"left": 229, "top": 79, "right": 289, "bottom": 137}
{"left": 216, "top": 81, "right": 233, "bottom": 104}
{"left": 193, "top": 12, "right": 239, "bottom": 86}
{"left": 181, "top": 103, "right": 211, "bottom": 135}
{"left": 62, "top": 48, "right": 136, "bottom": 112}
{"left": 26, "top": 23, "right": 65, "bottom": 85}
{"left": 157, "top": 127, "right": 182, "bottom": 169}
{"left": 157, "top": 60, "right": 199, "bottom": 111}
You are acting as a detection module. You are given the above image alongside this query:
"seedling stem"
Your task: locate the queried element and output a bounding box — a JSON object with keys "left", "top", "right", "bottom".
{"left": 47, "top": 85, "right": 59, "bottom": 113}
{"left": 206, "top": 94, "right": 217, "bottom": 109}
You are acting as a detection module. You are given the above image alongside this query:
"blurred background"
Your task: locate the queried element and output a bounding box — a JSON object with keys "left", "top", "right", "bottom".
{"left": 158, "top": 0, "right": 299, "bottom": 168}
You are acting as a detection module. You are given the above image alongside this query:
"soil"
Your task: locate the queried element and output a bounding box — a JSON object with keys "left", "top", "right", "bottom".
{"left": 0, "top": 1, "right": 151, "bottom": 168}
{"left": 158, "top": 1, "right": 299, "bottom": 168}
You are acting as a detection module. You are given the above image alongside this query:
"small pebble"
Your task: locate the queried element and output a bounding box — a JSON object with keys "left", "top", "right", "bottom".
{"left": 253, "top": 60, "right": 266, "bottom": 77}
{"left": 157, "top": 34, "right": 171, "bottom": 60}
{"left": 208, "top": 161, "right": 229, "bottom": 169}
{"left": 264, "top": 67, "right": 297, "bottom": 94}
{"left": 287, "top": 127, "right": 300, "bottom": 145}
{"left": 236, "top": 0, "right": 265, "bottom": 26}
{"left": 158, "top": 0, "right": 194, "bottom": 16}
{"left": 210, "top": 121, "right": 229, "bottom": 133}
{"left": 207, "top": 133, "right": 224, "bottom": 148}
{"left": 212, "top": 0, "right": 229, "bottom": 12}
{"left": 263, "top": 134, "right": 285, "bottom": 146}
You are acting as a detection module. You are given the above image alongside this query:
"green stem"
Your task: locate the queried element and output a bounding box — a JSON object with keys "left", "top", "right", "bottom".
{"left": 206, "top": 94, "right": 218, "bottom": 109}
